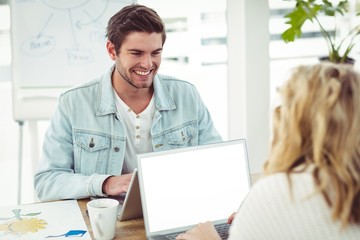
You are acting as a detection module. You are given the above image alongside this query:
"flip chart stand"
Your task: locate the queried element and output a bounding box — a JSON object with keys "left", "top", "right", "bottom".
{"left": 17, "top": 120, "right": 40, "bottom": 204}
{"left": 17, "top": 120, "right": 24, "bottom": 204}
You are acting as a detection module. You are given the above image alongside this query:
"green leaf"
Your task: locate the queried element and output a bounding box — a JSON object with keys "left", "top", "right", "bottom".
{"left": 22, "top": 212, "right": 42, "bottom": 216}
{"left": 282, "top": 28, "right": 300, "bottom": 42}
{"left": 281, "top": 1, "right": 321, "bottom": 42}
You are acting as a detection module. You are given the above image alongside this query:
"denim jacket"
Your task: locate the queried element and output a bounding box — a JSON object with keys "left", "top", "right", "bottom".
{"left": 34, "top": 66, "right": 222, "bottom": 201}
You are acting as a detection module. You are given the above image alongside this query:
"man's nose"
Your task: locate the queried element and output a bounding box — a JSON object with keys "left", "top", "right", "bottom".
{"left": 140, "top": 54, "right": 153, "bottom": 68}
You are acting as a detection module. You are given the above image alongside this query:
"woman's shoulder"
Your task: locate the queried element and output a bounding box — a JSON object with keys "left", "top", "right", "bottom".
{"left": 248, "top": 171, "right": 316, "bottom": 203}
{"left": 253, "top": 171, "right": 313, "bottom": 189}
{"left": 231, "top": 171, "right": 360, "bottom": 239}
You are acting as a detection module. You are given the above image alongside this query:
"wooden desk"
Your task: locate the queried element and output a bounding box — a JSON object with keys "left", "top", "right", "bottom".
{"left": 77, "top": 173, "right": 263, "bottom": 240}
{"left": 77, "top": 199, "right": 146, "bottom": 240}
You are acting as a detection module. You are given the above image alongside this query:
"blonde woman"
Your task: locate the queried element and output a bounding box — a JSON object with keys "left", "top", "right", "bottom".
{"left": 176, "top": 63, "right": 360, "bottom": 240}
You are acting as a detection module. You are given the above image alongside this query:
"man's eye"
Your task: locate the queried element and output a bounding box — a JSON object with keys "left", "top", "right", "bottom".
{"left": 131, "top": 52, "right": 141, "bottom": 56}
{"left": 152, "top": 51, "right": 161, "bottom": 56}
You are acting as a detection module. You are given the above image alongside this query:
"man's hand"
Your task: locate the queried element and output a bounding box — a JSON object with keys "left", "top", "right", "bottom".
{"left": 102, "top": 173, "right": 133, "bottom": 196}
{"left": 227, "top": 212, "right": 237, "bottom": 224}
{"left": 175, "top": 222, "right": 221, "bottom": 240}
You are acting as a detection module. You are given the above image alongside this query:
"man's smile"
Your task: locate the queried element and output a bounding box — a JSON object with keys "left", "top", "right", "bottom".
{"left": 134, "top": 70, "right": 152, "bottom": 76}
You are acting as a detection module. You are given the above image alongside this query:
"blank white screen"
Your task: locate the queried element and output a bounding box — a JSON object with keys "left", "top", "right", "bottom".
{"left": 139, "top": 141, "right": 250, "bottom": 233}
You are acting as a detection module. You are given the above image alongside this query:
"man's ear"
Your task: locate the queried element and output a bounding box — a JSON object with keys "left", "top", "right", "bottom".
{"left": 106, "top": 41, "right": 117, "bottom": 60}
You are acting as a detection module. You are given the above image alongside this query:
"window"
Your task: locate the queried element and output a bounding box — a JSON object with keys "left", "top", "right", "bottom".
{"left": 138, "top": 0, "right": 229, "bottom": 139}
{"left": 0, "top": 4, "right": 10, "bottom": 67}
{"left": 269, "top": 0, "right": 360, "bottom": 105}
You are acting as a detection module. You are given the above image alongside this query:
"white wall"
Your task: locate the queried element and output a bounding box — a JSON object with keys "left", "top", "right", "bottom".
{"left": 227, "top": 0, "right": 270, "bottom": 174}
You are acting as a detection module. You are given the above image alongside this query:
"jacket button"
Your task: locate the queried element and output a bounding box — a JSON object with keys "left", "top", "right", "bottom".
{"left": 114, "top": 147, "right": 120, "bottom": 152}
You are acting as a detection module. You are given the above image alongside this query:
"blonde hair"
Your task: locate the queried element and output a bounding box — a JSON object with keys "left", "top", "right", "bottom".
{"left": 265, "top": 62, "right": 360, "bottom": 227}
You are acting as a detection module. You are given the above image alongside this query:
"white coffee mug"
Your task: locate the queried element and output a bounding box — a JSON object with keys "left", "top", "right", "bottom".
{"left": 87, "top": 198, "right": 119, "bottom": 240}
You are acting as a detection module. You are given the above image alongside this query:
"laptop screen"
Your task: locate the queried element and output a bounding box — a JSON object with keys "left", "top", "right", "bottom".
{"left": 137, "top": 139, "right": 251, "bottom": 234}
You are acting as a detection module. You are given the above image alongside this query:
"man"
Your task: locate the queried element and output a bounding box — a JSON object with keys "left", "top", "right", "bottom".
{"left": 35, "top": 4, "right": 222, "bottom": 201}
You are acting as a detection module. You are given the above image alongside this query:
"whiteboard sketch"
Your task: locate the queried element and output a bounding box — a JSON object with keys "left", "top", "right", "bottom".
{"left": 12, "top": 0, "right": 134, "bottom": 88}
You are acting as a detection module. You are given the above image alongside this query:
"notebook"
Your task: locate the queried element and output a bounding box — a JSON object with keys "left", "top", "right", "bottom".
{"left": 137, "top": 139, "right": 252, "bottom": 240}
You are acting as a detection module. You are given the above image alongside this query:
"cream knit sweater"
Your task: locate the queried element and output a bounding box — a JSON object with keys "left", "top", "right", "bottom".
{"left": 228, "top": 172, "right": 360, "bottom": 240}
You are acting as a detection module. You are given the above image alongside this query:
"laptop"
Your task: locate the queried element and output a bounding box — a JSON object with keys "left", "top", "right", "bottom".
{"left": 92, "top": 169, "right": 143, "bottom": 221}
{"left": 117, "top": 168, "right": 143, "bottom": 221}
{"left": 137, "top": 139, "right": 252, "bottom": 240}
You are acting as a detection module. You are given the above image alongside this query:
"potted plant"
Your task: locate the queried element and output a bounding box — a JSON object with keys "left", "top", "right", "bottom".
{"left": 281, "top": 0, "right": 360, "bottom": 64}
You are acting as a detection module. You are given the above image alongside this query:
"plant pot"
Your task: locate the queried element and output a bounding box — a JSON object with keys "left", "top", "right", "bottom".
{"left": 319, "top": 56, "right": 355, "bottom": 65}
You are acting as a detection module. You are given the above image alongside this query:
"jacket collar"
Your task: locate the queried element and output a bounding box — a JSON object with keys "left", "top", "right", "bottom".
{"left": 153, "top": 74, "right": 176, "bottom": 111}
{"left": 96, "top": 65, "right": 176, "bottom": 116}
{"left": 96, "top": 66, "right": 117, "bottom": 116}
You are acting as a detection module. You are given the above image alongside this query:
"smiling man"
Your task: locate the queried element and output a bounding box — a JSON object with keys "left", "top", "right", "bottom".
{"left": 34, "top": 4, "right": 222, "bottom": 201}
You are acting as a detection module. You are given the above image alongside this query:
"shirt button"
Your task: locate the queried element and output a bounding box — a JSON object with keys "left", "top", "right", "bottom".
{"left": 136, "top": 135, "right": 140, "bottom": 139}
{"left": 136, "top": 115, "right": 140, "bottom": 118}
{"left": 114, "top": 147, "right": 120, "bottom": 152}
{"left": 136, "top": 126, "right": 140, "bottom": 129}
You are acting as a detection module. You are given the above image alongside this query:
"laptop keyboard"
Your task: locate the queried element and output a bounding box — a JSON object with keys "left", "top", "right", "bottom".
{"left": 164, "top": 223, "right": 230, "bottom": 240}
{"left": 215, "top": 223, "right": 230, "bottom": 239}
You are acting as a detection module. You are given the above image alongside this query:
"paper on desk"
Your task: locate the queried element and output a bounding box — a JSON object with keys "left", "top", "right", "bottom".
{"left": 0, "top": 200, "right": 90, "bottom": 239}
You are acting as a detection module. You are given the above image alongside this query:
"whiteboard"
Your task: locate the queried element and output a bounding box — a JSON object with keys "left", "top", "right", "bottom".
{"left": 11, "top": 0, "right": 134, "bottom": 121}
